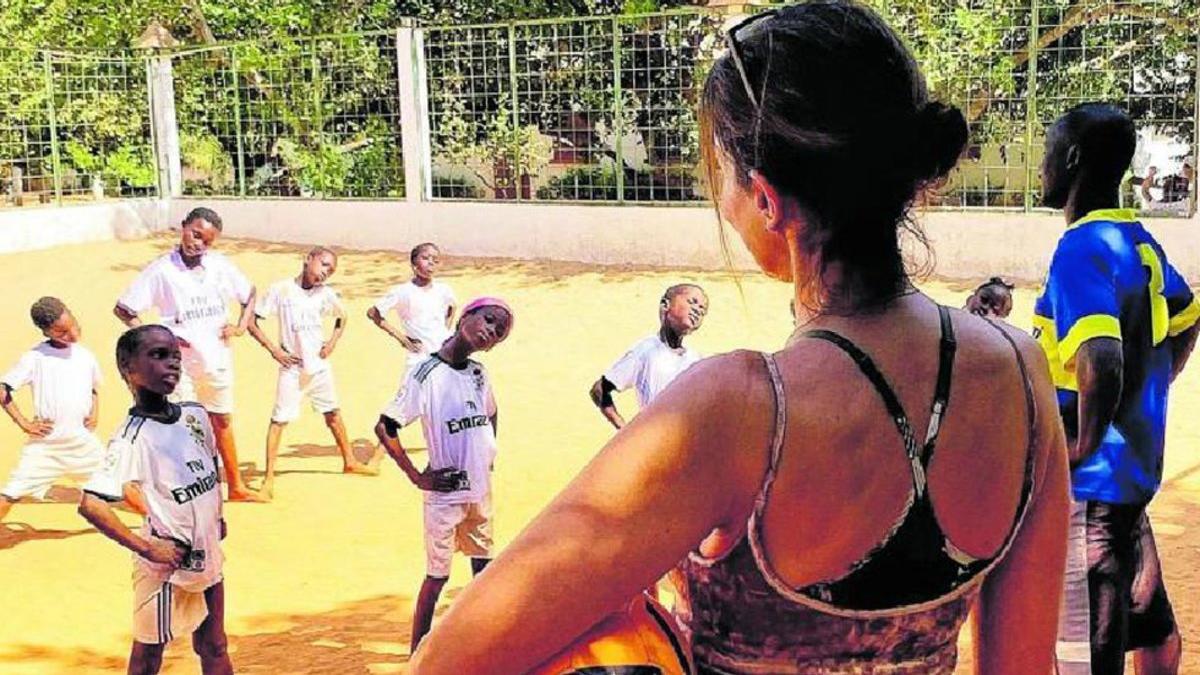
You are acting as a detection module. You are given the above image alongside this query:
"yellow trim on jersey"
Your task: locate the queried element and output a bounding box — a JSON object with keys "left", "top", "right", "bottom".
{"left": 1033, "top": 313, "right": 1076, "bottom": 391}
{"left": 1137, "top": 243, "right": 1170, "bottom": 346}
{"left": 1059, "top": 314, "right": 1123, "bottom": 370}
{"left": 1059, "top": 314, "right": 1123, "bottom": 364}
{"left": 1169, "top": 298, "right": 1200, "bottom": 337}
{"left": 1067, "top": 208, "right": 1138, "bottom": 231}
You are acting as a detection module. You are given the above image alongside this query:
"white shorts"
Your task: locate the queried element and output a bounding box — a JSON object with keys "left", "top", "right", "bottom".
{"left": 1, "top": 432, "right": 104, "bottom": 500}
{"left": 424, "top": 494, "right": 493, "bottom": 578}
{"left": 132, "top": 567, "right": 213, "bottom": 645}
{"left": 172, "top": 349, "right": 234, "bottom": 415}
{"left": 271, "top": 367, "right": 339, "bottom": 423}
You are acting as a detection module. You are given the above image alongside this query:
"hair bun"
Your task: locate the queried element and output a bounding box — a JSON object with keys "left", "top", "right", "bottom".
{"left": 913, "top": 102, "right": 968, "bottom": 181}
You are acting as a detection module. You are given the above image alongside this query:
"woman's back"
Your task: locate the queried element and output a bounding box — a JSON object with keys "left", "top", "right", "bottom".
{"left": 675, "top": 297, "right": 1044, "bottom": 673}
{"left": 409, "top": 4, "right": 1069, "bottom": 673}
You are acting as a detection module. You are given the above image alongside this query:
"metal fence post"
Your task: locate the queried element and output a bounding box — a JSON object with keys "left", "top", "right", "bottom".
{"left": 1193, "top": 16, "right": 1199, "bottom": 218}
{"left": 613, "top": 16, "right": 625, "bottom": 203}
{"left": 507, "top": 23, "right": 522, "bottom": 201}
{"left": 145, "top": 57, "right": 162, "bottom": 200}
{"left": 144, "top": 53, "right": 183, "bottom": 197}
{"left": 230, "top": 49, "right": 247, "bottom": 196}
{"left": 1023, "top": 0, "right": 1040, "bottom": 212}
{"left": 396, "top": 18, "right": 431, "bottom": 202}
{"left": 42, "top": 51, "right": 63, "bottom": 205}
{"left": 311, "top": 44, "right": 323, "bottom": 198}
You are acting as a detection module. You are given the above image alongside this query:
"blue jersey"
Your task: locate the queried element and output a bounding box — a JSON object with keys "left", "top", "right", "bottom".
{"left": 1034, "top": 209, "right": 1199, "bottom": 503}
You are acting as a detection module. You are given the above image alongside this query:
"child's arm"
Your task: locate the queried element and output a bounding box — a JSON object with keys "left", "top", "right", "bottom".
{"left": 246, "top": 314, "right": 301, "bottom": 368}
{"left": 122, "top": 482, "right": 148, "bottom": 516}
{"left": 113, "top": 303, "right": 143, "bottom": 328}
{"left": 85, "top": 389, "right": 99, "bottom": 432}
{"left": 320, "top": 302, "right": 347, "bottom": 360}
{"left": 589, "top": 376, "right": 626, "bottom": 430}
{"left": 445, "top": 301, "right": 456, "bottom": 329}
{"left": 0, "top": 384, "right": 53, "bottom": 438}
{"left": 222, "top": 286, "right": 257, "bottom": 341}
{"left": 78, "top": 492, "right": 184, "bottom": 566}
{"left": 374, "top": 416, "right": 456, "bottom": 492}
{"left": 366, "top": 307, "right": 421, "bottom": 353}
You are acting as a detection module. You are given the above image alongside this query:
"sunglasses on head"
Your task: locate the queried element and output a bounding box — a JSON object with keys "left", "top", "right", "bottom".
{"left": 724, "top": 9, "right": 778, "bottom": 110}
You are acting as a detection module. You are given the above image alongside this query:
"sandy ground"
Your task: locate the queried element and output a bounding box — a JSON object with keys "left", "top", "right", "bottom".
{"left": 0, "top": 235, "right": 1197, "bottom": 674}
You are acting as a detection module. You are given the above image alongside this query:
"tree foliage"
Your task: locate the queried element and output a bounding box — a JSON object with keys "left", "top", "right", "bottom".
{"left": 1, "top": 0, "right": 1195, "bottom": 203}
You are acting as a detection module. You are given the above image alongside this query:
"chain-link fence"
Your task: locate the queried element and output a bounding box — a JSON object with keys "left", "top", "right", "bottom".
{"left": 174, "top": 32, "right": 405, "bottom": 199}
{"left": 425, "top": 11, "right": 722, "bottom": 202}
{"left": 1034, "top": 1, "right": 1196, "bottom": 216}
{"left": 1, "top": 49, "right": 156, "bottom": 207}
{"left": 2, "top": 3, "right": 1197, "bottom": 214}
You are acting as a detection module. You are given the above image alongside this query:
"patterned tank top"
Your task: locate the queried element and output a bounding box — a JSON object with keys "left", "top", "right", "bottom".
{"left": 672, "top": 310, "right": 1038, "bottom": 674}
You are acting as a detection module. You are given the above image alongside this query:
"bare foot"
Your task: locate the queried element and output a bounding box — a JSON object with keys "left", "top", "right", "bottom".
{"left": 259, "top": 481, "right": 275, "bottom": 501}
{"left": 227, "top": 486, "right": 268, "bottom": 503}
{"left": 343, "top": 463, "right": 379, "bottom": 476}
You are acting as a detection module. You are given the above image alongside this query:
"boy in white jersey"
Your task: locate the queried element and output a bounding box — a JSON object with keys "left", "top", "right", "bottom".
{"left": 79, "top": 325, "right": 231, "bottom": 675}
{"left": 589, "top": 284, "right": 708, "bottom": 429}
{"left": 374, "top": 297, "right": 513, "bottom": 653}
{"left": 1, "top": 297, "right": 103, "bottom": 530}
{"left": 247, "top": 247, "right": 377, "bottom": 499}
{"left": 114, "top": 207, "right": 262, "bottom": 502}
{"left": 367, "top": 242, "right": 457, "bottom": 378}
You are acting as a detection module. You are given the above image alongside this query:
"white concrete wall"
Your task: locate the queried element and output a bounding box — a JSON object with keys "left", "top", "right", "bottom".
{"left": 169, "top": 198, "right": 759, "bottom": 270}
{"left": 171, "top": 198, "right": 1200, "bottom": 284}
{"left": 921, "top": 211, "right": 1200, "bottom": 283}
{"left": 0, "top": 199, "right": 170, "bottom": 255}
{"left": 1, "top": 197, "right": 1195, "bottom": 285}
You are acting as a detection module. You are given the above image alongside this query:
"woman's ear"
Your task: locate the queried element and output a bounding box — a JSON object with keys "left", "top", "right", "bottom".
{"left": 749, "top": 170, "right": 786, "bottom": 232}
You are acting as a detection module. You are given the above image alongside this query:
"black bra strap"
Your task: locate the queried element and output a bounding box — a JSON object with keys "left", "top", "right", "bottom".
{"left": 802, "top": 305, "right": 958, "bottom": 497}
{"left": 920, "top": 306, "right": 958, "bottom": 464}
{"left": 801, "top": 329, "right": 918, "bottom": 463}
{"left": 982, "top": 318, "right": 1039, "bottom": 550}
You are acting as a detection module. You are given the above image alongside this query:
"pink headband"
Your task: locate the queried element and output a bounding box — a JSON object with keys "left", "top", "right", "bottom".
{"left": 461, "top": 297, "right": 514, "bottom": 332}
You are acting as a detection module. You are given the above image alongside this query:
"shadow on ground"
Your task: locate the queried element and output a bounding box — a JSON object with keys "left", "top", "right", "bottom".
{"left": 1, "top": 486, "right": 98, "bottom": 550}
{"left": 282, "top": 439, "right": 382, "bottom": 461}
{"left": 4, "top": 593, "right": 438, "bottom": 674}
{"left": 0, "top": 522, "right": 96, "bottom": 551}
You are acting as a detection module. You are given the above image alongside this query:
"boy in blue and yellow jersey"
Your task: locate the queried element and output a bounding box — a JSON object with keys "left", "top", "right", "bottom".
{"left": 1039, "top": 103, "right": 1199, "bottom": 675}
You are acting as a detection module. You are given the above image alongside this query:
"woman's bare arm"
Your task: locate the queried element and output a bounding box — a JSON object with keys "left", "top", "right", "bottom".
{"left": 974, "top": 334, "right": 1070, "bottom": 675}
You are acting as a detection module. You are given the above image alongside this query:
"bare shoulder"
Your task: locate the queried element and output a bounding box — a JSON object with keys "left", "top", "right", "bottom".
{"left": 662, "top": 350, "right": 776, "bottom": 455}
{"left": 941, "top": 308, "right": 1046, "bottom": 369}
{"left": 676, "top": 349, "right": 773, "bottom": 405}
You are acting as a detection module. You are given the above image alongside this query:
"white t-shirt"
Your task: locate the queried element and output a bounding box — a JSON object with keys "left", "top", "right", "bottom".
{"left": 373, "top": 281, "right": 456, "bottom": 355}
{"left": 117, "top": 249, "right": 253, "bottom": 372}
{"left": 604, "top": 334, "right": 702, "bottom": 409}
{"left": 1, "top": 342, "right": 101, "bottom": 440}
{"left": 383, "top": 355, "right": 498, "bottom": 506}
{"left": 84, "top": 403, "right": 224, "bottom": 592}
{"left": 256, "top": 278, "right": 344, "bottom": 374}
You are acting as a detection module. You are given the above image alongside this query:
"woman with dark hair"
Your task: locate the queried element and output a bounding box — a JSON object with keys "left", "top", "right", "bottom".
{"left": 411, "top": 2, "right": 1068, "bottom": 673}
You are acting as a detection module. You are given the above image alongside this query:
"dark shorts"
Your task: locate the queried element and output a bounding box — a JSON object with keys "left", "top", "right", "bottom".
{"left": 1086, "top": 500, "right": 1177, "bottom": 673}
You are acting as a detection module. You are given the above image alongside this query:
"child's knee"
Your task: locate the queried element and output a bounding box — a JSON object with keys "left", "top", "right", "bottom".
{"left": 129, "top": 643, "right": 165, "bottom": 675}
{"left": 323, "top": 410, "right": 341, "bottom": 425}
{"left": 423, "top": 575, "right": 450, "bottom": 590}
{"left": 375, "top": 416, "right": 399, "bottom": 441}
{"left": 192, "top": 629, "right": 228, "bottom": 660}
